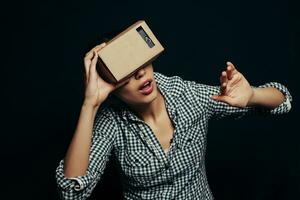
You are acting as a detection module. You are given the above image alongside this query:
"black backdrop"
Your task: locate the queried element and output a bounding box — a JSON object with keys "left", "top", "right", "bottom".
{"left": 2, "top": 0, "right": 299, "bottom": 199}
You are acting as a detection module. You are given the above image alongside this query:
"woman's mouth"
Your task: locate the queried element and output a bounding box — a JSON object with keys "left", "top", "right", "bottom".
{"left": 139, "top": 80, "right": 153, "bottom": 95}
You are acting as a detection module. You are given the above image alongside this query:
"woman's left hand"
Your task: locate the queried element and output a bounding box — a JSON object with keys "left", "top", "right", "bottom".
{"left": 210, "top": 61, "right": 254, "bottom": 108}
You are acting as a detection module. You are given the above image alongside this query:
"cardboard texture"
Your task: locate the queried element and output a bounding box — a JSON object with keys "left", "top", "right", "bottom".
{"left": 96, "top": 20, "right": 164, "bottom": 84}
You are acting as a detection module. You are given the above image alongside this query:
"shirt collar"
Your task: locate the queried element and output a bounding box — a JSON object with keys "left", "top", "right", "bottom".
{"left": 120, "top": 72, "right": 178, "bottom": 123}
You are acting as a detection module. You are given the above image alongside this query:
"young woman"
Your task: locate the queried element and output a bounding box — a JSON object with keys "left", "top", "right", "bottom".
{"left": 55, "top": 39, "right": 292, "bottom": 200}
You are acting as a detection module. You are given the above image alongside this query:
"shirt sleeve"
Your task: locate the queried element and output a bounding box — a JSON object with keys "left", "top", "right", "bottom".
{"left": 185, "top": 79, "right": 292, "bottom": 120}
{"left": 55, "top": 107, "right": 117, "bottom": 200}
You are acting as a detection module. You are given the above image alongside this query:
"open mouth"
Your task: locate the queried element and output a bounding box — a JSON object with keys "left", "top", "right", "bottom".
{"left": 139, "top": 80, "right": 153, "bottom": 95}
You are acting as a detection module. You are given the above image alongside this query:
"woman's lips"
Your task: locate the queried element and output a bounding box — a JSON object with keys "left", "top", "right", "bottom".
{"left": 138, "top": 79, "right": 152, "bottom": 90}
{"left": 139, "top": 81, "right": 153, "bottom": 95}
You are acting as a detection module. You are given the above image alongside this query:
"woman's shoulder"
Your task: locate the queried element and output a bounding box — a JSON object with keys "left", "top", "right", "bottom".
{"left": 95, "top": 102, "right": 124, "bottom": 123}
{"left": 154, "top": 71, "right": 188, "bottom": 93}
{"left": 94, "top": 105, "right": 114, "bottom": 121}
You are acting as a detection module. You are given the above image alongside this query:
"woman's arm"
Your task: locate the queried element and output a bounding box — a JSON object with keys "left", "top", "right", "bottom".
{"left": 247, "top": 87, "right": 285, "bottom": 109}
{"left": 55, "top": 44, "right": 120, "bottom": 200}
{"left": 55, "top": 105, "right": 117, "bottom": 200}
{"left": 63, "top": 102, "right": 100, "bottom": 178}
{"left": 210, "top": 61, "right": 292, "bottom": 110}
{"left": 184, "top": 61, "right": 292, "bottom": 120}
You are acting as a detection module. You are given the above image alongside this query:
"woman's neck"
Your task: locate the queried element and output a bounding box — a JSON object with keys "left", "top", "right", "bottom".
{"left": 128, "top": 90, "right": 166, "bottom": 123}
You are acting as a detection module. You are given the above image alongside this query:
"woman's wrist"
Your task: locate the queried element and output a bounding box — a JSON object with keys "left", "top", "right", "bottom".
{"left": 82, "top": 101, "right": 101, "bottom": 117}
{"left": 82, "top": 98, "right": 102, "bottom": 109}
{"left": 246, "top": 87, "right": 285, "bottom": 109}
{"left": 247, "top": 88, "right": 259, "bottom": 107}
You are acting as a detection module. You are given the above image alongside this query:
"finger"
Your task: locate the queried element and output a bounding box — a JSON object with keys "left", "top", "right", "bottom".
{"left": 85, "top": 50, "right": 93, "bottom": 59}
{"left": 210, "top": 95, "right": 234, "bottom": 105}
{"left": 89, "top": 51, "right": 98, "bottom": 80}
{"left": 91, "top": 50, "right": 98, "bottom": 66}
{"left": 220, "top": 71, "right": 228, "bottom": 95}
{"left": 227, "top": 61, "right": 239, "bottom": 77}
{"left": 226, "top": 61, "right": 236, "bottom": 70}
{"left": 89, "top": 43, "right": 106, "bottom": 57}
{"left": 94, "top": 42, "right": 106, "bottom": 51}
{"left": 220, "top": 71, "right": 228, "bottom": 85}
{"left": 84, "top": 43, "right": 105, "bottom": 79}
{"left": 84, "top": 42, "right": 106, "bottom": 58}
{"left": 84, "top": 52, "right": 94, "bottom": 80}
{"left": 226, "top": 61, "right": 237, "bottom": 72}
{"left": 220, "top": 82, "right": 227, "bottom": 95}
{"left": 226, "top": 65, "right": 233, "bottom": 80}
{"left": 83, "top": 63, "right": 90, "bottom": 86}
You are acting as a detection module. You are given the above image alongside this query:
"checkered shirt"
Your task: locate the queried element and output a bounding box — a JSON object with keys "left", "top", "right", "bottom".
{"left": 55, "top": 71, "right": 292, "bottom": 200}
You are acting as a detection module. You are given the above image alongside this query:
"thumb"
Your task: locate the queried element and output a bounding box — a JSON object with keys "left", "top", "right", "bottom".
{"left": 210, "top": 95, "right": 234, "bottom": 105}
{"left": 89, "top": 51, "right": 98, "bottom": 80}
{"left": 91, "top": 50, "right": 98, "bottom": 71}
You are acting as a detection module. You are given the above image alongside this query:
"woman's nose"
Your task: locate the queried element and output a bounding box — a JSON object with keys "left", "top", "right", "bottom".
{"left": 135, "top": 67, "right": 146, "bottom": 79}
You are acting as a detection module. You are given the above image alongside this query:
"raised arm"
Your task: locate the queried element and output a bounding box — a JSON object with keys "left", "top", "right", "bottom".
{"left": 210, "top": 61, "right": 292, "bottom": 119}
{"left": 55, "top": 107, "right": 117, "bottom": 199}
{"left": 55, "top": 43, "right": 127, "bottom": 199}
{"left": 210, "top": 62, "right": 289, "bottom": 108}
{"left": 186, "top": 61, "right": 292, "bottom": 120}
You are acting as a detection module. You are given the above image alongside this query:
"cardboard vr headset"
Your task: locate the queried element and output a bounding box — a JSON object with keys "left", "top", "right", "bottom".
{"left": 96, "top": 20, "right": 164, "bottom": 84}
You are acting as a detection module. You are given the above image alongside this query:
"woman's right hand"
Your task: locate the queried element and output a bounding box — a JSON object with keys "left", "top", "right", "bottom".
{"left": 83, "top": 42, "right": 128, "bottom": 108}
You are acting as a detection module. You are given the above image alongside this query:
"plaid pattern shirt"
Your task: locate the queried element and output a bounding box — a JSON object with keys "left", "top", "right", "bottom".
{"left": 55, "top": 71, "right": 292, "bottom": 200}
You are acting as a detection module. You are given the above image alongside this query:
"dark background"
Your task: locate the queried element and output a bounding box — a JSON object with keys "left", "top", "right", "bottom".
{"left": 2, "top": 0, "right": 299, "bottom": 199}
